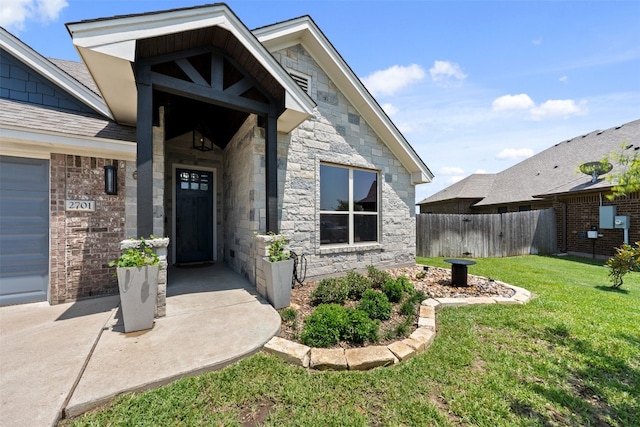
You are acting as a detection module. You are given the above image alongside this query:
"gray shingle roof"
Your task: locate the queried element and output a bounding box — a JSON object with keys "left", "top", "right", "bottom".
{"left": 47, "top": 58, "right": 99, "bottom": 94}
{"left": 0, "top": 98, "right": 135, "bottom": 141}
{"left": 418, "top": 119, "right": 640, "bottom": 207}
{"left": 418, "top": 173, "right": 496, "bottom": 204}
{"left": 476, "top": 119, "right": 640, "bottom": 206}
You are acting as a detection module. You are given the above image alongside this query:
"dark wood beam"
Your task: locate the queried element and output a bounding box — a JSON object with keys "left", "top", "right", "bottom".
{"left": 266, "top": 110, "right": 278, "bottom": 233}
{"left": 151, "top": 72, "right": 270, "bottom": 114}
{"left": 175, "top": 58, "right": 208, "bottom": 86}
{"left": 135, "top": 64, "right": 154, "bottom": 237}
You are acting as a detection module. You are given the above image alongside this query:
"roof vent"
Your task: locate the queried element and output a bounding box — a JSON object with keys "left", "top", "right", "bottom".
{"left": 289, "top": 70, "right": 310, "bottom": 94}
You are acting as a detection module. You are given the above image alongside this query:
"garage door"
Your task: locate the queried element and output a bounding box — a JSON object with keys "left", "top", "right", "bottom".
{"left": 0, "top": 156, "right": 49, "bottom": 305}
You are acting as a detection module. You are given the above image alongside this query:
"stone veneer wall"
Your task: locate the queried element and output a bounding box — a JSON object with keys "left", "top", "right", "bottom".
{"left": 50, "top": 154, "right": 125, "bottom": 303}
{"left": 270, "top": 44, "right": 417, "bottom": 280}
{"left": 223, "top": 115, "right": 265, "bottom": 279}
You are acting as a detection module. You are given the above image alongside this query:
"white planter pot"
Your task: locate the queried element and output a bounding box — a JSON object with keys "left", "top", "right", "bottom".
{"left": 263, "top": 258, "right": 294, "bottom": 309}
{"left": 117, "top": 265, "right": 159, "bottom": 332}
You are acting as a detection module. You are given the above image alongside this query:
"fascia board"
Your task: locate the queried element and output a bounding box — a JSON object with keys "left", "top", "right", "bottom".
{"left": 0, "top": 125, "right": 136, "bottom": 160}
{"left": 0, "top": 28, "right": 111, "bottom": 119}
{"left": 255, "top": 19, "right": 433, "bottom": 184}
{"left": 67, "top": 5, "right": 314, "bottom": 126}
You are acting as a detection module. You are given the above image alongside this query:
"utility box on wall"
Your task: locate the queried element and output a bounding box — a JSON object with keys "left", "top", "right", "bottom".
{"left": 614, "top": 215, "right": 630, "bottom": 229}
{"left": 599, "top": 206, "right": 616, "bottom": 229}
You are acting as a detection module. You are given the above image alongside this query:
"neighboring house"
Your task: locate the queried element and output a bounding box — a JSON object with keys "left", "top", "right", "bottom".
{"left": 0, "top": 4, "right": 432, "bottom": 307}
{"left": 418, "top": 119, "right": 640, "bottom": 258}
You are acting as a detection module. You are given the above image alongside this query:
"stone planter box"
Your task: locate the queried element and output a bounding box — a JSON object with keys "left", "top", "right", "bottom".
{"left": 117, "top": 265, "right": 159, "bottom": 332}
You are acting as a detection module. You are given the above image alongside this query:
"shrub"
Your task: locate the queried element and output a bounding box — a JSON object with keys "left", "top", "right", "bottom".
{"left": 366, "top": 265, "right": 391, "bottom": 289}
{"left": 344, "top": 309, "right": 379, "bottom": 344}
{"left": 279, "top": 307, "right": 297, "bottom": 323}
{"left": 300, "top": 304, "right": 348, "bottom": 347}
{"left": 606, "top": 241, "right": 640, "bottom": 288}
{"left": 396, "top": 275, "right": 415, "bottom": 294}
{"left": 357, "top": 289, "right": 392, "bottom": 321}
{"left": 311, "top": 277, "right": 349, "bottom": 306}
{"left": 345, "top": 270, "right": 372, "bottom": 300}
{"left": 381, "top": 279, "right": 404, "bottom": 303}
{"left": 394, "top": 316, "right": 414, "bottom": 338}
{"left": 399, "top": 299, "right": 417, "bottom": 316}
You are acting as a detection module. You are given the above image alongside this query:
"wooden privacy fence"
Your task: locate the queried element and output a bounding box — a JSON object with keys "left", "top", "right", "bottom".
{"left": 416, "top": 209, "right": 557, "bottom": 258}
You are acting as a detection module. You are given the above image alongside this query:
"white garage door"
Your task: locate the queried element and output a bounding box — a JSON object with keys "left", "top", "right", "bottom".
{"left": 0, "top": 156, "right": 49, "bottom": 305}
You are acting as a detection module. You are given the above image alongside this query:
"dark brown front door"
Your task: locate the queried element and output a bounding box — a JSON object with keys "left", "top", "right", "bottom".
{"left": 175, "top": 168, "right": 213, "bottom": 264}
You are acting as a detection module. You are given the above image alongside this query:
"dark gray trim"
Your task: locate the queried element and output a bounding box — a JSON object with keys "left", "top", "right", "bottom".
{"left": 266, "top": 110, "right": 278, "bottom": 233}
{"left": 136, "top": 65, "right": 154, "bottom": 237}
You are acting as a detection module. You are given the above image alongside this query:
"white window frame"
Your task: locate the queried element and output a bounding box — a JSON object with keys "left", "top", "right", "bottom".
{"left": 319, "top": 163, "right": 379, "bottom": 246}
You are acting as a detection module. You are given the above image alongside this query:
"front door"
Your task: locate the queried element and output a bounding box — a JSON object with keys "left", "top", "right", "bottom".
{"left": 175, "top": 168, "right": 214, "bottom": 264}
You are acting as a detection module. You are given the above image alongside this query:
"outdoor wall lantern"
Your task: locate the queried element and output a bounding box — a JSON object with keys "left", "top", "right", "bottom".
{"left": 104, "top": 165, "right": 118, "bottom": 195}
{"left": 192, "top": 128, "right": 213, "bottom": 151}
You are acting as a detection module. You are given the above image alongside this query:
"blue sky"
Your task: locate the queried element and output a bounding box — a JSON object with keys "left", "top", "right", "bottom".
{"left": 3, "top": 0, "right": 639, "bottom": 203}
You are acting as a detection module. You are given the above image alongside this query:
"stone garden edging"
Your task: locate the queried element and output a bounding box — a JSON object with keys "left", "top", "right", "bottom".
{"left": 263, "top": 281, "right": 532, "bottom": 370}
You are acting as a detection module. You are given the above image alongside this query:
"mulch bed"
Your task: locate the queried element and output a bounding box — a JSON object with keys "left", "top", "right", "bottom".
{"left": 278, "top": 265, "right": 515, "bottom": 349}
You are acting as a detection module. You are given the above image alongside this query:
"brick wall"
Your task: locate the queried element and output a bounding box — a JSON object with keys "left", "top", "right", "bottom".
{"left": 554, "top": 191, "right": 639, "bottom": 258}
{"left": 50, "top": 154, "right": 126, "bottom": 303}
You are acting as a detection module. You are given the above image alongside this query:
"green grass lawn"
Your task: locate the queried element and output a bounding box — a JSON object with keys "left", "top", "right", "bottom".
{"left": 64, "top": 255, "right": 640, "bottom": 426}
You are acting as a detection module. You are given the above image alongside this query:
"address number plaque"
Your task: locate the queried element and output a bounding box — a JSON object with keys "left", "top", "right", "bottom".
{"left": 65, "top": 200, "right": 96, "bottom": 212}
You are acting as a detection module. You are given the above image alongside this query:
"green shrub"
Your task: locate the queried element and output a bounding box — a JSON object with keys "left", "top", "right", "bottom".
{"left": 394, "top": 316, "right": 414, "bottom": 338}
{"left": 344, "top": 309, "right": 379, "bottom": 344}
{"left": 396, "top": 275, "right": 415, "bottom": 294}
{"left": 381, "top": 279, "right": 404, "bottom": 303}
{"left": 345, "top": 270, "right": 372, "bottom": 300}
{"left": 311, "top": 277, "right": 349, "bottom": 306}
{"left": 357, "top": 289, "right": 392, "bottom": 321}
{"left": 366, "top": 265, "right": 391, "bottom": 289}
{"left": 279, "top": 307, "right": 297, "bottom": 323}
{"left": 606, "top": 241, "right": 640, "bottom": 288}
{"left": 399, "top": 299, "right": 416, "bottom": 316}
{"left": 407, "top": 290, "right": 426, "bottom": 305}
{"left": 300, "top": 304, "right": 348, "bottom": 348}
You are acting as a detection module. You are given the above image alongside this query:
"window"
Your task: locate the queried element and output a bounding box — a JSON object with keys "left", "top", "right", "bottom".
{"left": 320, "top": 164, "right": 378, "bottom": 245}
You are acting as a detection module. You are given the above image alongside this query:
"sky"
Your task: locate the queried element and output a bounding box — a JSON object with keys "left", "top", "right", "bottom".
{"left": 2, "top": 0, "right": 639, "bottom": 204}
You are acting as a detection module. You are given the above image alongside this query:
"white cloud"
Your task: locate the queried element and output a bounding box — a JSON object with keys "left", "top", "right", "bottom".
{"left": 0, "top": 0, "right": 67, "bottom": 31}
{"left": 474, "top": 169, "right": 488, "bottom": 174}
{"left": 530, "top": 99, "right": 587, "bottom": 120}
{"left": 532, "top": 38, "right": 543, "bottom": 46}
{"left": 381, "top": 103, "right": 398, "bottom": 116}
{"left": 429, "top": 60, "right": 467, "bottom": 86}
{"left": 362, "top": 64, "right": 425, "bottom": 97}
{"left": 496, "top": 148, "right": 534, "bottom": 160}
{"left": 440, "top": 166, "right": 465, "bottom": 175}
{"left": 492, "top": 94, "right": 535, "bottom": 112}
{"left": 559, "top": 76, "right": 568, "bottom": 83}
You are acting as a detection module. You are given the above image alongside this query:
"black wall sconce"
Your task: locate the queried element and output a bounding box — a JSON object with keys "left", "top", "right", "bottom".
{"left": 104, "top": 165, "right": 118, "bottom": 195}
{"left": 192, "top": 128, "right": 213, "bottom": 151}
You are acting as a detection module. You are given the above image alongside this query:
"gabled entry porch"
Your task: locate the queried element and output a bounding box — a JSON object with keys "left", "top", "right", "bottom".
{"left": 66, "top": 4, "right": 314, "bottom": 291}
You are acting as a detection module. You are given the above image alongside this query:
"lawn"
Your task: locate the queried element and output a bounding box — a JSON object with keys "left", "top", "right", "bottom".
{"left": 63, "top": 255, "right": 640, "bottom": 426}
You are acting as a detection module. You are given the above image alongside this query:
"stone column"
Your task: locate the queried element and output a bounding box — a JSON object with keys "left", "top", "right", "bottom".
{"left": 119, "top": 237, "right": 169, "bottom": 318}
{"left": 252, "top": 234, "right": 273, "bottom": 299}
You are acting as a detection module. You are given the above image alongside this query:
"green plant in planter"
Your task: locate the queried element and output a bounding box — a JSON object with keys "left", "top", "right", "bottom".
{"left": 267, "top": 232, "right": 290, "bottom": 262}
{"left": 109, "top": 237, "right": 159, "bottom": 268}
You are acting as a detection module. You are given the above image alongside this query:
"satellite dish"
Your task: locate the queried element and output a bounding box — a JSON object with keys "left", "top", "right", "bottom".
{"left": 579, "top": 161, "right": 613, "bottom": 183}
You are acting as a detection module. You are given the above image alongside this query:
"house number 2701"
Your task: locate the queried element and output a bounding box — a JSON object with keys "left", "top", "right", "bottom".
{"left": 65, "top": 200, "right": 96, "bottom": 211}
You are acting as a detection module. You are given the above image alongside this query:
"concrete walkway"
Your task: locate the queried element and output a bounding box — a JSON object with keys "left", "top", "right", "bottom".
{"left": 0, "top": 264, "right": 280, "bottom": 426}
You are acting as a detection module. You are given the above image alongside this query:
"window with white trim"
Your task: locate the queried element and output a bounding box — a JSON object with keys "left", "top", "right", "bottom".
{"left": 320, "top": 164, "right": 379, "bottom": 245}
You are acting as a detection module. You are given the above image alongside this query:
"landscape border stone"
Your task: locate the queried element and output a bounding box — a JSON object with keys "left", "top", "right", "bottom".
{"left": 263, "top": 280, "right": 532, "bottom": 371}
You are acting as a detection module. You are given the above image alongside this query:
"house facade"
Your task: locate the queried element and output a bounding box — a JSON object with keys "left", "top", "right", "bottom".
{"left": 417, "top": 120, "right": 640, "bottom": 258}
{"left": 0, "top": 4, "right": 432, "bottom": 307}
